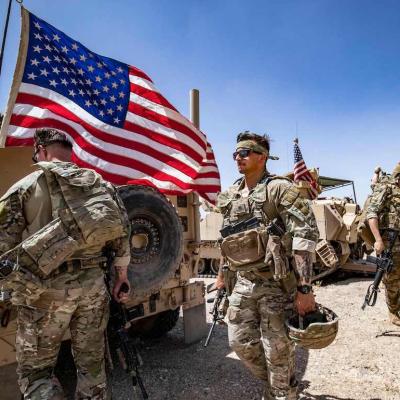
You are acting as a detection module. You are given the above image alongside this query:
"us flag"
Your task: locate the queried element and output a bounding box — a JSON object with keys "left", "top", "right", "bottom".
{"left": 293, "top": 139, "right": 319, "bottom": 199}
{"left": 0, "top": 8, "right": 221, "bottom": 203}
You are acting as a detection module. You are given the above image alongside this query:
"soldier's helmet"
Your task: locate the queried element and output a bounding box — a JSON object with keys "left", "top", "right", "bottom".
{"left": 285, "top": 304, "right": 338, "bottom": 349}
{"left": 392, "top": 163, "right": 400, "bottom": 179}
{"left": 34, "top": 128, "right": 71, "bottom": 147}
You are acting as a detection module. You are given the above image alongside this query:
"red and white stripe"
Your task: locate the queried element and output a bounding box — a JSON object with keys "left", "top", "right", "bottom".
{"left": 5, "top": 66, "right": 221, "bottom": 203}
{"left": 294, "top": 160, "right": 319, "bottom": 199}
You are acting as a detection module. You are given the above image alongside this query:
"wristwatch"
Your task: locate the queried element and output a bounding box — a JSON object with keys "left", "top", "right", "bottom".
{"left": 297, "top": 285, "right": 312, "bottom": 294}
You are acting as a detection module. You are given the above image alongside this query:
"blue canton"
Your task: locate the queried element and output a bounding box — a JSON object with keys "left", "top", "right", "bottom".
{"left": 23, "top": 13, "right": 130, "bottom": 128}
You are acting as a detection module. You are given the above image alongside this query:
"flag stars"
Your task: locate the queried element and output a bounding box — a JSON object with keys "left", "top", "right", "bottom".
{"left": 113, "top": 117, "right": 120, "bottom": 124}
{"left": 33, "top": 45, "right": 42, "bottom": 53}
{"left": 42, "top": 55, "right": 51, "bottom": 63}
{"left": 61, "top": 46, "right": 69, "bottom": 53}
{"left": 85, "top": 100, "right": 92, "bottom": 107}
{"left": 118, "top": 91, "right": 125, "bottom": 98}
{"left": 107, "top": 108, "right": 114, "bottom": 115}
{"left": 34, "top": 33, "right": 43, "bottom": 40}
{"left": 27, "top": 72, "right": 37, "bottom": 80}
{"left": 104, "top": 72, "right": 111, "bottom": 79}
{"left": 110, "top": 95, "right": 116, "bottom": 103}
{"left": 52, "top": 67, "right": 60, "bottom": 74}
{"left": 49, "top": 79, "right": 58, "bottom": 87}
{"left": 71, "top": 78, "right": 77, "bottom": 85}
{"left": 54, "top": 55, "right": 62, "bottom": 62}
{"left": 30, "top": 58, "right": 40, "bottom": 67}
{"left": 77, "top": 68, "right": 85, "bottom": 76}
{"left": 116, "top": 105, "right": 123, "bottom": 111}
{"left": 44, "top": 34, "right": 50, "bottom": 41}
{"left": 117, "top": 66, "right": 123, "bottom": 73}
{"left": 80, "top": 54, "right": 87, "bottom": 62}
{"left": 87, "top": 65, "right": 95, "bottom": 73}
{"left": 40, "top": 68, "right": 49, "bottom": 77}
{"left": 78, "top": 89, "right": 85, "bottom": 96}
{"left": 71, "top": 43, "right": 79, "bottom": 51}
{"left": 53, "top": 34, "right": 61, "bottom": 42}
{"left": 93, "top": 89, "right": 100, "bottom": 96}
{"left": 99, "top": 110, "right": 105, "bottom": 117}
{"left": 61, "top": 78, "right": 68, "bottom": 86}
{"left": 111, "top": 82, "right": 118, "bottom": 89}
{"left": 111, "top": 71, "right": 116, "bottom": 76}
{"left": 85, "top": 79, "right": 92, "bottom": 86}
{"left": 95, "top": 75, "right": 102, "bottom": 82}
{"left": 44, "top": 44, "right": 52, "bottom": 51}
{"left": 63, "top": 67, "right": 70, "bottom": 74}
{"left": 69, "top": 57, "right": 77, "bottom": 65}
{"left": 102, "top": 85, "right": 109, "bottom": 93}
{"left": 68, "top": 89, "right": 76, "bottom": 97}
{"left": 119, "top": 78, "right": 125, "bottom": 84}
{"left": 97, "top": 62, "right": 103, "bottom": 68}
{"left": 34, "top": 21, "right": 42, "bottom": 30}
{"left": 100, "top": 98, "right": 107, "bottom": 106}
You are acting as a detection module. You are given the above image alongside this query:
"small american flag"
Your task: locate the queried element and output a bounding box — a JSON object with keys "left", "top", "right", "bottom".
{"left": 0, "top": 8, "right": 220, "bottom": 203}
{"left": 293, "top": 139, "right": 319, "bottom": 199}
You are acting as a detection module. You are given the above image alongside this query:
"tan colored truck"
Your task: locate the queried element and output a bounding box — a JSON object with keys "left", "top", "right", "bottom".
{"left": 0, "top": 146, "right": 208, "bottom": 394}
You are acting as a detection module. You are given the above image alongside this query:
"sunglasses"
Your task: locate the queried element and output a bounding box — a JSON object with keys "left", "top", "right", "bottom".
{"left": 232, "top": 148, "right": 261, "bottom": 160}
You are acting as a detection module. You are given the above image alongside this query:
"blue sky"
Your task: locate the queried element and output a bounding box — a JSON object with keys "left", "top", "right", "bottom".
{"left": 1, "top": 0, "right": 400, "bottom": 203}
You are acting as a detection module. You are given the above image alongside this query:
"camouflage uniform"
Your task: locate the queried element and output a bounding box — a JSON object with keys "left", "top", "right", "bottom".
{"left": 0, "top": 164, "right": 130, "bottom": 400}
{"left": 217, "top": 175, "right": 318, "bottom": 400}
{"left": 366, "top": 179, "right": 400, "bottom": 316}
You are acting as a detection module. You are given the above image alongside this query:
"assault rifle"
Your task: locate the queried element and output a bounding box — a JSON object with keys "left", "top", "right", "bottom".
{"left": 362, "top": 229, "right": 399, "bottom": 310}
{"left": 204, "top": 282, "right": 227, "bottom": 347}
{"left": 104, "top": 251, "right": 148, "bottom": 399}
{"left": 220, "top": 216, "right": 260, "bottom": 238}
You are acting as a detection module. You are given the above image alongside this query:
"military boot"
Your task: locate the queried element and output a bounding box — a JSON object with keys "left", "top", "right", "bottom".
{"left": 389, "top": 311, "right": 400, "bottom": 326}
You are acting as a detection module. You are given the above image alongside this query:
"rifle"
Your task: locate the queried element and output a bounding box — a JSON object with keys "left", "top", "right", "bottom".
{"left": 104, "top": 251, "right": 148, "bottom": 399}
{"left": 204, "top": 282, "right": 226, "bottom": 347}
{"left": 220, "top": 216, "right": 261, "bottom": 238}
{"left": 362, "top": 229, "right": 399, "bottom": 310}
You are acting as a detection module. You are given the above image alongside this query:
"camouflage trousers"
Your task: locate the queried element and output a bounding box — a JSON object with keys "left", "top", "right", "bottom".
{"left": 383, "top": 251, "right": 400, "bottom": 315}
{"left": 16, "top": 276, "right": 109, "bottom": 400}
{"left": 227, "top": 272, "right": 297, "bottom": 400}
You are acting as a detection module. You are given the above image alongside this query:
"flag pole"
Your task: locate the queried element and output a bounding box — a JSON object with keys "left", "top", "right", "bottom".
{"left": 0, "top": 0, "right": 13, "bottom": 77}
{"left": 190, "top": 89, "right": 201, "bottom": 244}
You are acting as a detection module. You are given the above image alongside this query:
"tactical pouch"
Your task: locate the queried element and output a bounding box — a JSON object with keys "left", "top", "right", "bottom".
{"left": 222, "top": 265, "right": 237, "bottom": 296}
{"left": 264, "top": 235, "right": 290, "bottom": 280}
{"left": 21, "top": 217, "right": 80, "bottom": 277}
{"left": 221, "top": 227, "right": 268, "bottom": 271}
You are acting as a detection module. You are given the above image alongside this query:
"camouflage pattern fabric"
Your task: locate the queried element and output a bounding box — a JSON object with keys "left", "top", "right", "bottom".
{"left": 0, "top": 163, "right": 130, "bottom": 399}
{"left": 16, "top": 277, "right": 109, "bottom": 400}
{"left": 227, "top": 273, "right": 297, "bottom": 400}
{"left": 218, "top": 174, "right": 318, "bottom": 400}
{"left": 367, "top": 183, "right": 400, "bottom": 315}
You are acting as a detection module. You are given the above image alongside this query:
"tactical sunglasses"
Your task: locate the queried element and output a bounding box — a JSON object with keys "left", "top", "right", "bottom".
{"left": 232, "top": 148, "right": 261, "bottom": 160}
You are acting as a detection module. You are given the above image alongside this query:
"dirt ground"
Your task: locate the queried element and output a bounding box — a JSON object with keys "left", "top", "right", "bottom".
{"left": 2, "top": 274, "right": 400, "bottom": 400}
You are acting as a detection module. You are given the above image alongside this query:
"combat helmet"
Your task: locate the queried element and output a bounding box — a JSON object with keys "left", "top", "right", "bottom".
{"left": 392, "top": 163, "right": 400, "bottom": 179}
{"left": 285, "top": 304, "right": 338, "bottom": 349}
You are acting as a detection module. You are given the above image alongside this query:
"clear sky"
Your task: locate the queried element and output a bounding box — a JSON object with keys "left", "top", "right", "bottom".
{"left": 1, "top": 0, "right": 400, "bottom": 203}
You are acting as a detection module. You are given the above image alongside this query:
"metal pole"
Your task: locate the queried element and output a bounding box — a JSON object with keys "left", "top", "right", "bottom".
{"left": 352, "top": 181, "right": 357, "bottom": 204}
{"left": 0, "top": 0, "right": 13, "bottom": 77}
{"left": 190, "top": 89, "right": 201, "bottom": 244}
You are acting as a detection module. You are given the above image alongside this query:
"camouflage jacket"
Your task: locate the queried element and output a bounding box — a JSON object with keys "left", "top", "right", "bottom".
{"left": 366, "top": 180, "right": 400, "bottom": 230}
{"left": 217, "top": 175, "right": 318, "bottom": 253}
{"left": 0, "top": 163, "right": 131, "bottom": 289}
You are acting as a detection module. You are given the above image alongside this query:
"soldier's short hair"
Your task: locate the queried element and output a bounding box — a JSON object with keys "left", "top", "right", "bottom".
{"left": 34, "top": 128, "right": 72, "bottom": 149}
{"left": 236, "top": 130, "right": 270, "bottom": 152}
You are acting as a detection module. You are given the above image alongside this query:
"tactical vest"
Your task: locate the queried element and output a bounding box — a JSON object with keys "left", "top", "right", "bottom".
{"left": 218, "top": 175, "right": 290, "bottom": 275}
{"left": 19, "top": 162, "right": 126, "bottom": 277}
{"left": 379, "top": 183, "right": 400, "bottom": 230}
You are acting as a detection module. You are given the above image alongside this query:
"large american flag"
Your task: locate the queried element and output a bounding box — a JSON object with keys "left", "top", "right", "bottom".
{"left": 293, "top": 139, "right": 319, "bottom": 199}
{"left": 0, "top": 8, "right": 220, "bottom": 203}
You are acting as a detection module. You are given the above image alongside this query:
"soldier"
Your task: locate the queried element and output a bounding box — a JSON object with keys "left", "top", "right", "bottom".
{"left": 367, "top": 163, "right": 400, "bottom": 326}
{"left": 215, "top": 131, "right": 319, "bottom": 400}
{"left": 0, "top": 128, "right": 131, "bottom": 399}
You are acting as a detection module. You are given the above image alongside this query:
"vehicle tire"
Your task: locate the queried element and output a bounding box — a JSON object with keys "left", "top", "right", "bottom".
{"left": 130, "top": 308, "right": 180, "bottom": 339}
{"left": 197, "top": 258, "right": 208, "bottom": 275}
{"left": 210, "top": 258, "right": 220, "bottom": 275}
{"left": 117, "top": 185, "right": 183, "bottom": 296}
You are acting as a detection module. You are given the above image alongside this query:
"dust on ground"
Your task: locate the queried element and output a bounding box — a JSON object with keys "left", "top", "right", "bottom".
{"left": 109, "top": 274, "right": 400, "bottom": 400}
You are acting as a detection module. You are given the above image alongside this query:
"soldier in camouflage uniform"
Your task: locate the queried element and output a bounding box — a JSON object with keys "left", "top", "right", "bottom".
{"left": 215, "top": 131, "right": 318, "bottom": 400}
{"left": 367, "top": 163, "right": 400, "bottom": 326}
{"left": 0, "top": 128, "right": 131, "bottom": 399}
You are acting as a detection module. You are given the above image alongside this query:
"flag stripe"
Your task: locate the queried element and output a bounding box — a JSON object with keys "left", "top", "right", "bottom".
{"left": 130, "top": 83, "right": 177, "bottom": 112}
{"left": 128, "top": 66, "right": 153, "bottom": 83}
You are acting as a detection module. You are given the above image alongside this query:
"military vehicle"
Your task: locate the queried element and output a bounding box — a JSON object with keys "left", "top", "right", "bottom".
{"left": 0, "top": 145, "right": 208, "bottom": 396}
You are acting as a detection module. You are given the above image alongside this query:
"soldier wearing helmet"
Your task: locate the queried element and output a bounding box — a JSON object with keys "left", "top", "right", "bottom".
{"left": 367, "top": 162, "right": 400, "bottom": 326}
{"left": 0, "top": 128, "right": 131, "bottom": 399}
{"left": 215, "top": 131, "right": 319, "bottom": 400}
